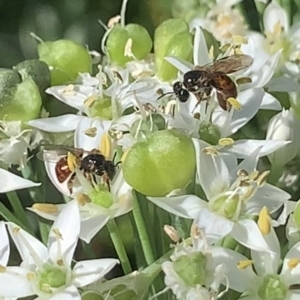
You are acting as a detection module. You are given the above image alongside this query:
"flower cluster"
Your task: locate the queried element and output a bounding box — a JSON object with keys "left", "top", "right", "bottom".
{"left": 1, "top": 0, "right": 300, "bottom": 299}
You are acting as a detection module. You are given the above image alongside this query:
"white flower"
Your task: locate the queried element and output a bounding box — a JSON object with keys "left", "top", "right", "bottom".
{"left": 190, "top": 0, "right": 247, "bottom": 44}
{"left": 266, "top": 108, "right": 300, "bottom": 166}
{"left": 160, "top": 226, "right": 229, "bottom": 300}
{"left": 148, "top": 139, "right": 290, "bottom": 252}
{"left": 219, "top": 211, "right": 300, "bottom": 299}
{"left": 0, "top": 168, "right": 40, "bottom": 193}
{"left": 0, "top": 201, "right": 119, "bottom": 299}
{"left": 28, "top": 119, "right": 132, "bottom": 243}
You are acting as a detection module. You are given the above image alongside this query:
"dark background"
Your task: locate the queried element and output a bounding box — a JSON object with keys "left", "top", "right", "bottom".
{"left": 0, "top": 0, "right": 173, "bottom": 68}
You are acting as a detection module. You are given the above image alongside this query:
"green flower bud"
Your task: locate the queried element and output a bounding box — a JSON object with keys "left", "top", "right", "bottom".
{"left": 154, "top": 19, "right": 193, "bottom": 81}
{"left": 89, "top": 97, "right": 112, "bottom": 120}
{"left": 257, "top": 274, "right": 287, "bottom": 300}
{"left": 0, "top": 69, "right": 42, "bottom": 122}
{"left": 89, "top": 185, "right": 113, "bottom": 208}
{"left": 290, "top": 93, "right": 300, "bottom": 120}
{"left": 38, "top": 40, "right": 92, "bottom": 85}
{"left": 14, "top": 59, "right": 51, "bottom": 100}
{"left": 38, "top": 264, "right": 66, "bottom": 293}
{"left": 123, "top": 129, "right": 196, "bottom": 196}
{"left": 173, "top": 252, "right": 207, "bottom": 287}
{"left": 293, "top": 200, "right": 300, "bottom": 228}
{"left": 106, "top": 24, "right": 152, "bottom": 67}
{"left": 210, "top": 193, "right": 240, "bottom": 220}
{"left": 198, "top": 121, "right": 221, "bottom": 145}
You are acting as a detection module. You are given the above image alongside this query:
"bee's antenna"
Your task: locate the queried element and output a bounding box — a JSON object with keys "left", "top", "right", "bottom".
{"left": 112, "top": 152, "right": 121, "bottom": 167}
{"left": 157, "top": 91, "right": 174, "bottom": 100}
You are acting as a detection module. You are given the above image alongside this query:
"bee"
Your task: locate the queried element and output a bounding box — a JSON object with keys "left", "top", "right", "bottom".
{"left": 172, "top": 54, "right": 253, "bottom": 110}
{"left": 38, "top": 145, "right": 120, "bottom": 193}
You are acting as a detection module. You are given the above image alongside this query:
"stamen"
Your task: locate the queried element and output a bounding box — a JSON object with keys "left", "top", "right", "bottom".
{"left": 32, "top": 203, "right": 58, "bottom": 214}
{"left": 232, "top": 35, "right": 248, "bottom": 45}
{"left": 256, "top": 170, "right": 270, "bottom": 187}
{"left": 248, "top": 170, "right": 260, "bottom": 181}
{"left": 287, "top": 258, "right": 300, "bottom": 269}
{"left": 218, "top": 138, "right": 234, "bottom": 146}
{"left": 227, "top": 97, "right": 242, "bottom": 111}
{"left": 121, "top": 149, "right": 130, "bottom": 163}
{"left": 84, "top": 127, "right": 97, "bottom": 138}
{"left": 84, "top": 94, "right": 97, "bottom": 108}
{"left": 27, "top": 272, "right": 36, "bottom": 281}
{"left": 100, "top": 132, "right": 112, "bottom": 158}
{"left": 53, "top": 228, "right": 63, "bottom": 240}
{"left": 202, "top": 147, "right": 219, "bottom": 156}
{"left": 164, "top": 225, "right": 180, "bottom": 243}
{"left": 59, "top": 84, "right": 75, "bottom": 96}
{"left": 67, "top": 152, "right": 78, "bottom": 172}
{"left": 237, "top": 169, "right": 249, "bottom": 178}
{"left": 76, "top": 193, "right": 91, "bottom": 206}
{"left": 124, "top": 38, "right": 134, "bottom": 58}
{"left": 0, "top": 265, "right": 6, "bottom": 273}
{"left": 240, "top": 185, "right": 255, "bottom": 201}
{"left": 57, "top": 259, "right": 64, "bottom": 266}
{"left": 107, "top": 15, "right": 121, "bottom": 28}
{"left": 258, "top": 206, "right": 271, "bottom": 235}
{"left": 236, "top": 77, "right": 252, "bottom": 85}
{"left": 237, "top": 260, "right": 253, "bottom": 269}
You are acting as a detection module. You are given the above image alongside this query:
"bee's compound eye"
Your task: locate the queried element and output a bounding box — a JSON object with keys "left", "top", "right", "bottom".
{"left": 178, "top": 90, "right": 190, "bottom": 103}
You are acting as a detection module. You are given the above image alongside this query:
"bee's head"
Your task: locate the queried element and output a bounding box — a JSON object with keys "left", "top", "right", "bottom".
{"left": 173, "top": 81, "right": 190, "bottom": 103}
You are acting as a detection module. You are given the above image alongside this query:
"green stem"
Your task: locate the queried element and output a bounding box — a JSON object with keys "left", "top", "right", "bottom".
{"left": 106, "top": 219, "right": 132, "bottom": 274}
{"left": 6, "top": 191, "right": 31, "bottom": 229}
{"left": 39, "top": 221, "right": 50, "bottom": 245}
{"left": 239, "top": 0, "right": 262, "bottom": 32}
{"left": 268, "top": 163, "right": 283, "bottom": 186}
{"left": 132, "top": 190, "right": 155, "bottom": 265}
{"left": 0, "top": 202, "right": 33, "bottom": 234}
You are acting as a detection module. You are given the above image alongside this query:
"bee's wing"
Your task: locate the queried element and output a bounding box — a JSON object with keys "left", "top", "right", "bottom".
{"left": 36, "top": 144, "right": 85, "bottom": 162}
{"left": 194, "top": 54, "right": 253, "bottom": 74}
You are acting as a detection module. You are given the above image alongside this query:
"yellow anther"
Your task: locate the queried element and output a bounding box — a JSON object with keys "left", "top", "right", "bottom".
{"left": 258, "top": 206, "right": 271, "bottom": 235}
{"left": 209, "top": 45, "right": 215, "bottom": 59}
{"left": 236, "top": 77, "right": 252, "bottom": 85}
{"left": 190, "top": 223, "right": 202, "bottom": 239}
{"left": 27, "top": 272, "right": 36, "bottom": 281}
{"left": 288, "top": 258, "right": 300, "bottom": 269}
{"left": 202, "top": 147, "right": 219, "bottom": 156}
{"left": 0, "top": 265, "right": 6, "bottom": 273}
{"left": 232, "top": 35, "right": 248, "bottom": 45}
{"left": 273, "top": 21, "right": 284, "bottom": 35}
{"left": 248, "top": 170, "right": 260, "bottom": 181}
{"left": 84, "top": 127, "right": 97, "bottom": 138}
{"left": 219, "top": 43, "right": 230, "bottom": 53}
{"left": 76, "top": 193, "right": 91, "bottom": 206}
{"left": 227, "top": 97, "right": 242, "bottom": 111}
{"left": 84, "top": 94, "right": 98, "bottom": 108}
{"left": 256, "top": 170, "right": 270, "bottom": 187}
{"left": 194, "top": 112, "right": 201, "bottom": 120}
{"left": 60, "top": 84, "right": 75, "bottom": 96}
{"left": 12, "top": 227, "right": 20, "bottom": 234}
{"left": 218, "top": 138, "right": 234, "bottom": 146}
{"left": 107, "top": 15, "right": 121, "bottom": 28}
{"left": 57, "top": 259, "right": 64, "bottom": 266}
{"left": 67, "top": 152, "right": 78, "bottom": 172}
{"left": 100, "top": 132, "right": 112, "bottom": 158}
{"left": 121, "top": 149, "right": 130, "bottom": 163}
{"left": 53, "top": 228, "right": 63, "bottom": 240}
{"left": 113, "top": 70, "right": 123, "bottom": 83}
{"left": 237, "top": 169, "right": 249, "bottom": 178}
{"left": 164, "top": 225, "right": 180, "bottom": 243}
{"left": 237, "top": 260, "right": 253, "bottom": 269}
{"left": 32, "top": 203, "right": 58, "bottom": 214}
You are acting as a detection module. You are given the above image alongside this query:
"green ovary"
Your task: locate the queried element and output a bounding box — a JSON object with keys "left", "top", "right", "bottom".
{"left": 257, "top": 274, "right": 287, "bottom": 300}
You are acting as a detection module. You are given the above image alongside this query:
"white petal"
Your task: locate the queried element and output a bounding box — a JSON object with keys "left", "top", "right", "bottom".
{"left": 27, "top": 204, "right": 65, "bottom": 221}
{"left": 49, "top": 285, "right": 81, "bottom": 300}
{"left": 251, "top": 227, "right": 280, "bottom": 276}
{"left": 260, "top": 92, "right": 282, "bottom": 110}
{"left": 281, "top": 240, "right": 300, "bottom": 275}
{"left": 28, "top": 115, "right": 84, "bottom": 132}
{"left": 0, "top": 267, "right": 33, "bottom": 297}
{"left": 195, "top": 208, "right": 234, "bottom": 241}
{"left": 74, "top": 118, "right": 112, "bottom": 151}
{"left": 164, "top": 57, "right": 193, "bottom": 74}
{"left": 48, "top": 201, "right": 80, "bottom": 266}
{"left": 7, "top": 222, "right": 48, "bottom": 268}
{"left": 148, "top": 195, "right": 206, "bottom": 219}
{"left": 272, "top": 200, "right": 296, "bottom": 227}
{"left": 193, "top": 27, "right": 211, "bottom": 66}
{"left": 246, "top": 183, "right": 290, "bottom": 215}
{"left": 210, "top": 247, "right": 259, "bottom": 292}
{"left": 47, "top": 85, "right": 98, "bottom": 112}
{"left": 194, "top": 139, "right": 230, "bottom": 199}
{"left": 0, "top": 169, "right": 40, "bottom": 193}
{"left": 225, "top": 139, "right": 288, "bottom": 159}
{"left": 79, "top": 214, "right": 110, "bottom": 243}
{"left": 266, "top": 76, "right": 300, "bottom": 92}
{"left": 72, "top": 258, "right": 119, "bottom": 287}
{"left": 0, "top": 222, "right": 9, "bottom": 265}
{"left": 263, "top": 2, "right": 289, "bottom": 33}
{"left": 232, "top": 219, "right": 271, "bottom": 252}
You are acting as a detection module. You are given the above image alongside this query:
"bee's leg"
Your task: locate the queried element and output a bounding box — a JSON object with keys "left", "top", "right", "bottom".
{"left": 101, "top": 172, "right": 111, "bottom": 192}
{"left": 67, "top": 173, "right": 76, "bottom": 194}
